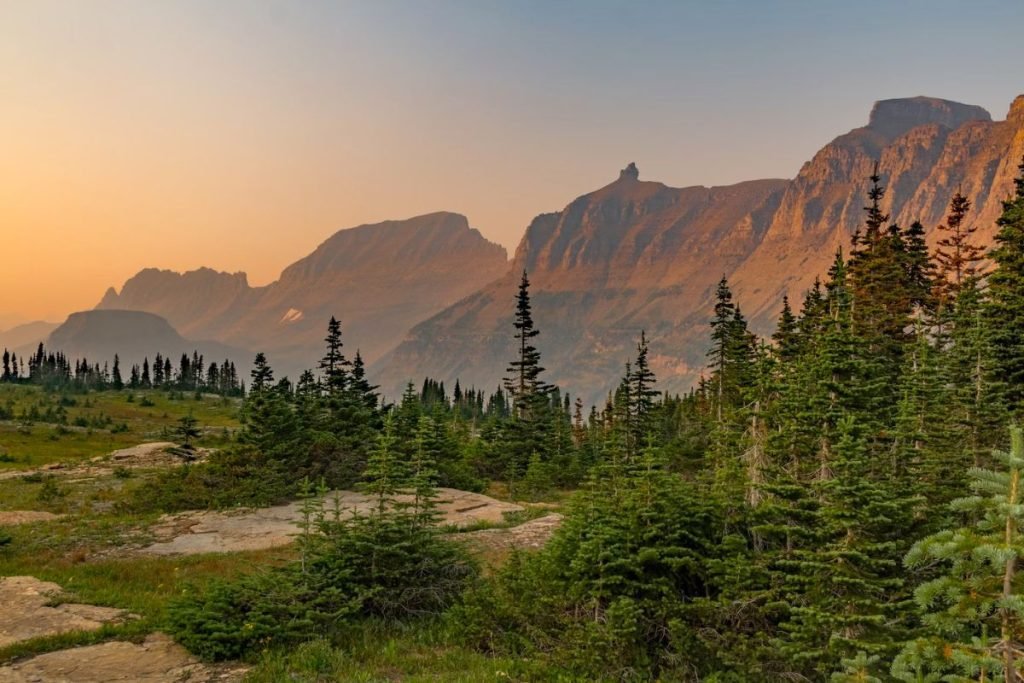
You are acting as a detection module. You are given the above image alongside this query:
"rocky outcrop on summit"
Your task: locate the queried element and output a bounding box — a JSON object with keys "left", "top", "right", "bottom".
{"left": 377, "top": 95, "right": 1024, "bottom": 403}
{"left": 865, "top": 96, "right": 990, "bottom": 138}
{"left": 98, "top": 212, "right": 508, "bottom": 378}
{"left": 729, "top": 95, "right": 1024, "bottom": 328}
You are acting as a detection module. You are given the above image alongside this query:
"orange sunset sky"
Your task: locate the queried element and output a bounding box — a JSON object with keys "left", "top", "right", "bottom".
{"left": 3, "top": 1, "right": 1023, "bottom": 326}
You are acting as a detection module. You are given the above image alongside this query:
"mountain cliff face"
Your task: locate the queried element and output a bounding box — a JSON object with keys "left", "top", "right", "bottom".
{"left": 98, "top": 268, "right": 251, "bottom": 340}
{"left": 98, "top": 212, "right": 508, "bottom": 377}
{"left": 376, "top": 95, "right": 1024, "bottom": 403}
{"left": 730, "top": 95, "right": 1023, "bottom": 327}
{"left": 374, "top": 168, "right": 788, "bottom": 399}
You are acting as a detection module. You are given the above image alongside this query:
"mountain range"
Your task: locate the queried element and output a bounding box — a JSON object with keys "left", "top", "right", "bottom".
{"left": 26, "top": 93, "right": 1024, "bottom": 403}
{"left": 96, "top": 213, "right": 508, "bottom": 382}
{"left": 378, "top": 95, "right": 1024, "bottom": 401}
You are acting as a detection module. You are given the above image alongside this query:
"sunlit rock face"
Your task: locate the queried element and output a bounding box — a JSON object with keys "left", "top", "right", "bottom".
{"left": 377, "top": 95, "right": 1024, "bottom": 404}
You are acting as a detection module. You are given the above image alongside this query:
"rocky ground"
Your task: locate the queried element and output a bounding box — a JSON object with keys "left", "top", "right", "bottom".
{"left": 0, "top": 512, "right": 62, "bottom": 526}
{"left": 142, "top": 487, "right": 528, "bottom": 556}
{"left": 0, "top": 443, "right": 201, "bottom": 482}
{"left": 0, "top": 442, "right": 564, "bottom": 681}
{"left": 0, "top": 577, "right": 129, "bottom": 649}
{"left": 0, "top": 633, "right": 245, "bottom": 683}
{"left": 459, "top": 513, "right": 564, "bottom": 552}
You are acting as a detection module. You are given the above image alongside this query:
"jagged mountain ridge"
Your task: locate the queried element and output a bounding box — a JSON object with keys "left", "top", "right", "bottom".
{"left": 98, "top": 212, "right": 509, "bottom": 378}
{"left": 375, "top": 95, "right": 1024, "bottom": 403}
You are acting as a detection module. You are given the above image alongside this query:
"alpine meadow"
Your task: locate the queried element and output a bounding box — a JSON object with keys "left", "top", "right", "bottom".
{"left": 4, "top": 2, "right": 1024, "bottom": 682}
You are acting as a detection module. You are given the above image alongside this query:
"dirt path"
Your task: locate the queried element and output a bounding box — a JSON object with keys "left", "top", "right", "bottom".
{"left": 141, "top": 488, "right": 525, "bottom": 555}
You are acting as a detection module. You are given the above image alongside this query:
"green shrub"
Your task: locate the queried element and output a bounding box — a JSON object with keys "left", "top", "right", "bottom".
{"left": 167, "top": 509, "right": 476, "bottom": 661}
{"left": 450, "top": 458, "right": 721, "bottom": 680}
{"left": 36, "top": 476, "right": 67, "bottom": 502}
{"left": 127, "top": 446, "right": 292, "bottom": 512}
{"left": 167, "top": 566, "right": 359, "bottom": 660}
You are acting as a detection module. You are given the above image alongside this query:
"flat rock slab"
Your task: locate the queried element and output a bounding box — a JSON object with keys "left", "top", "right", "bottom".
{"left": 0, "top": 511, "right": 63, "bottom": 526}
{"left": 0, "top": 577, "right": 129, "bottom": 648}
{"left": 0, "top": 442, "right": 193, "bottom": 482}
{"left": 141, "top": 488, "right": 524, "bottom": 556}
{"left": 459, "top": 513, "right": 563, "bottom": 552}
{"left": 0, "top": 633, "right": 245, "bottom": 682}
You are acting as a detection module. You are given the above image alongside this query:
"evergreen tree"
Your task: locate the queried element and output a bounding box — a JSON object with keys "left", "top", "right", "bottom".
{"left": 111, "top": 354, "right": 124, "bottom": 391}
{"left": 778, "top": 417, "right": 912, "bottom": 679}
{"left": 891, "top": 426, "right": 1024, "bottom": 682}
{"left": 935, "top": 189, "right": 984, "bottom": 305}
{"left": 504, "top": 270, "right": 550, "bottom": 419}
{"left": 319, "top": 316, "right": 349, "bottom": 396}
{"left": 986, "top": 156, "right": 1024, "bottom": 412}
{"left": 772, "top": 295, "right": 800, "bottom": 362}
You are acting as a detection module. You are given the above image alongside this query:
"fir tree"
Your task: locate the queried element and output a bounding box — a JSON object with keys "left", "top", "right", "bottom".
{"left": 935, "top": 189, "right": 984, "bottom": 304}
{"left": 985, "top": 156, "right": 1024, "bottom": 412}
{"left": 111, "top": 354, "right": 124, "bottom": 391}
{"left": 892, "top": 426, "right": 1024, "bottom": 682}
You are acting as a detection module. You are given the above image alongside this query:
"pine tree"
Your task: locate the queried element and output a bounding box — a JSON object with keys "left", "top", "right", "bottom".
{"left": 499, "top": 271, "right": 553, "bottom": 488}
{"left": 504, "top": 270, "right": 550, "bottom": 419}
{"left": 935, "top": 189, "right": 985, "bottom": 305}
{"left": 986, "top": 156, "right": 1024, "bottom": 412}
{"left": 630, "top": 330, "right": 659, "bottom": 445}
{"left": 778, "top": 417, "right": 912, "bottom": 678}
{"left": 112, "top": 354, "right": 124, "bottom": 391}
{"left": 709, "top": 276, "right": 738, "bottom": 420}
{"left": 772, "top": 295, "right": 800, "bottom": 362}
{"left": 891, "top": 426, "right": 1024, "bottom": 682}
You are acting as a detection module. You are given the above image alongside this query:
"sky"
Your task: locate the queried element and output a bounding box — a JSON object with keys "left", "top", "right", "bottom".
{"left": 2, "top": 0, "right": 1023, "bottom": 325}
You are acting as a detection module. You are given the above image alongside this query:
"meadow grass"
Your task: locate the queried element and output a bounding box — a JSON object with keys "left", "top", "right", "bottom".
{"left": 0, "top": 385, "right": 240, "bottom": 470}
{"left": 243, "top": 625, "right": 531, "bottom": 683}
{"left": 0, "top": 388, "right": 545, "bottom": 677}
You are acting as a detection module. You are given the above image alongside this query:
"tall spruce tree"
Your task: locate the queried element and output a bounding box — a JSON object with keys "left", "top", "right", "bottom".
{"left": 935, "top": 189, "right": 984, "bottom": 305}
{"left": 985, "top": 156, "right": 1024, "bottom": 412}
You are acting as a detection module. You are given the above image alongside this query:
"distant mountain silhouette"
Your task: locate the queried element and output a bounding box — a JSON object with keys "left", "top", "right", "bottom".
{"left": 98, "top": 212, "right": 508, "bottom": 378}
{"left": 0, "top": 321, "right": 59, "bottom": 354}
{"left": 90, "top": 94, "right": 1024, "bottom": 403}
{"left": 42, "top": 310, "right": 248, "bottom": 372}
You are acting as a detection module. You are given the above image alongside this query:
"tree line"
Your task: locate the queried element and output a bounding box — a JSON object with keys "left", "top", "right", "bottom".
{"left": 0, "top": 344, "right": 243, "bottom": 396}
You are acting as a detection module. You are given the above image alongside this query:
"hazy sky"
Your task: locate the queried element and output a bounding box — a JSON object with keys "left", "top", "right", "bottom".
{"left": 2, "top": 0, "right": 1023, "bottom": 324}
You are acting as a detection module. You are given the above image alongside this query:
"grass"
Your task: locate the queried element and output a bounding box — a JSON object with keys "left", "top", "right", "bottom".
{"left": 0, "top": 388, "right": 553, "bottom": 678}
{"left": 243, "top": 624, "right": 534, "bottom": 683}
{"left": 0, "top": 385, "right": 240, "bottom": 471}
{"left": 0, "top": 532, "right": 293, "bottom": 664}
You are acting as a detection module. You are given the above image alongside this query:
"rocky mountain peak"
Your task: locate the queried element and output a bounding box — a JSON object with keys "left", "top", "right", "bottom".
{"left": 619, "top": 162, "right": 639, "bottom": 181}
{"left": 866, "top": 96, "right": 991, "bottom": 139}
{"left": 1008, "top": 94, "right": 1024, "bottom": 123}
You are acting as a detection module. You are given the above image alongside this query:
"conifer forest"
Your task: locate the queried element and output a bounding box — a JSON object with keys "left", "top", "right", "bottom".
{"left": 3, "top": 160, "right": 1024, "bottom": 681}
